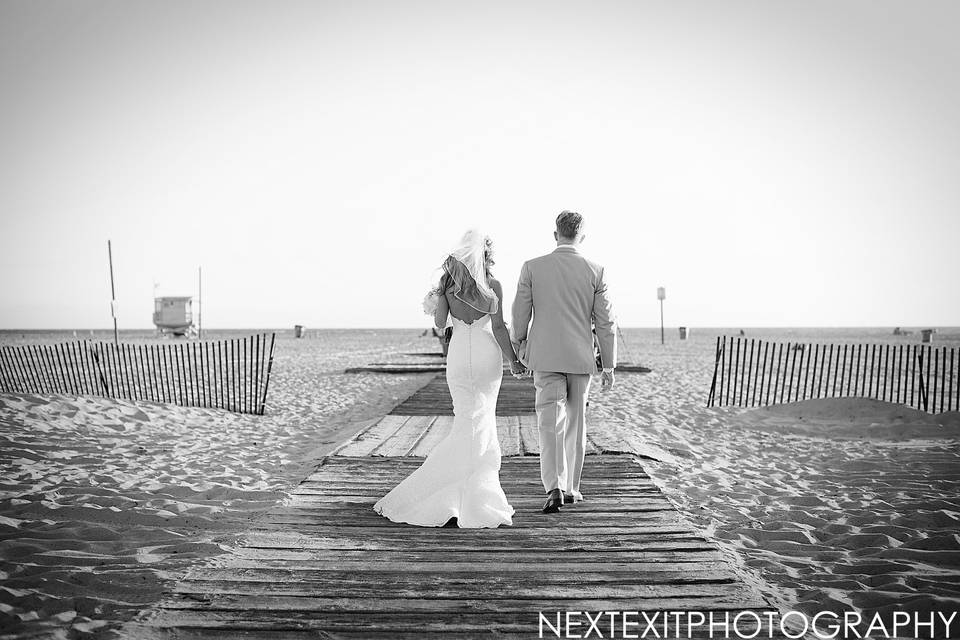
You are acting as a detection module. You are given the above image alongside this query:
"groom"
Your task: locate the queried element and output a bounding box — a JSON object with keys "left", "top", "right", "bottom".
{"left": 511, "top": 211, "right": 617, "bottom": 514}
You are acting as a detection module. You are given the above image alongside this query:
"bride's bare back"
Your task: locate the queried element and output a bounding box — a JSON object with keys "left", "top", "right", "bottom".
{"left": 433, "top": 273, "right": 494, "bottom": 326}
{"left": 445, "top": 291, "right": 488, "bottom": 325}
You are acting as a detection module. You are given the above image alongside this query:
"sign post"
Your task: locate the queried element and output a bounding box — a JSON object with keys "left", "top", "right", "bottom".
{"left": 198, "top": 266, "right": 202, "bottom": 339}
{"left": 657, "top": 286, "right": 666, "bottom": 345}
{"left": 108, "top": 240, "right": 118, "bottom": 346}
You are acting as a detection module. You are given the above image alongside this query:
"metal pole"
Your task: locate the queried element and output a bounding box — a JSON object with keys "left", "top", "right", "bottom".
{"left": 656, "top": 287, "right": 666, "bottom": 346}
{"left": 108, "top": 240, "right": 118, "bottom": 345}
{"left": 659, "top": 299, "right": 664, "bottom": 345}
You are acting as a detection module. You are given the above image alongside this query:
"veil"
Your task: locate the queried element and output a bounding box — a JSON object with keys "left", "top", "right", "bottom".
{"left": 442, "top": 229, "right": 499, "bottom": 315}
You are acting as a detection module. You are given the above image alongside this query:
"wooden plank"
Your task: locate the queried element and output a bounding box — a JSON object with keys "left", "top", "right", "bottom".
{"left": 245, "top": 506, "right": 692, "bottom": 532}
{"left": 346, "top": 365, "right": 447, "bottom": 373}
{"left": 261, "top": 514, "right": 685, "bottom": 530}
{"left": 390, "top": 374, "right": 536, "bottom": 416}
{"left": 158, "top": 591, "right": 769, "bottom": 613}
{"left": 304, "top": 464, "right": 649, "bottom": 484}
{"left": 244, "top": 528, "right": 708, "bottom": 545}
{"left": 290, "top": 487, "right": 666, "bottom": 501}
{"left": 309, "top": 465, "right": 644, "bottom": 477}
{"left": 282, "top": 500, "right": 674, "bottom": 514}
{"left": 325, "top": 417, "right": 382, "bottom": 456}
{"left": 407, "top": 415, "right": 453, "bottom": 457}
{"left": 240, "top": 519, "right": 688, "bottom": 548}
{"left": 289, "top": 492, "right": 664, "bottom": 504}
{"left": 214, "top": 555, "right": 727, "bottom": 571}
{"left": 263, "top": 508, "right": 682, "bottom": 526}
{"left": 300, "top": 466, "right": 656, "bottom": 480}
{"left": 292, "top": 481, "right": 659, "bottom": 493}
{"left": 237, "top": 531, "right": 712, "bottom": 559}
{"left": 291, "top": 490, "right": 665, "bottom": 500}
{"left": 518, "top": 414, "right": 540, "bottom": 454}
{"left": 294, "top": 475, "right": 660, "bottom": 490}
{"left": 334, "top": 416, "right": 411, "bottom": 457}
{"left": 290, "top": 492, "right": 663, "bottom": 503}
{"left": 136, "top": 610, "right": 785, "bottom": 635}
{"left": 185, "top": 564, "right": 737, "bottom": 584}
{"left": 508, "top": 414, "right": 522, "bottom": 456}
{"left": 172, "top": 580, "right": 752, "bottom": 602}
{"left": 128, "top": 624, "right": 792, "bottom": 640}
{"left": 312, "top": 465, "right": 647, "bottom": 480}
{"left": 496, "top": 415, "right": 521, "bottom": 456}
{"left": 586, "top": 431, "right": 603, "bottom": 454}
{"left": 297, "top": 472, "right": 656, "bottom": 483}
{"left": 584, "top": 430, "right": 600, "bottom": 454}
{"left": 372, "top": 415, "right": 436, "bottom": 456}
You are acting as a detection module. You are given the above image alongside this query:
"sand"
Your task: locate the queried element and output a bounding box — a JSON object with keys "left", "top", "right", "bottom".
{"left": 0, "top": 331, "right": 433, "bottom": 639}
{"left": 588, "top": 344, "right": 960, "bottom": 637}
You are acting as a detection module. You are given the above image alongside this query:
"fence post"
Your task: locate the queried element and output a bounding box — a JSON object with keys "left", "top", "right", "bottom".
{"left": 718, "top": 337, "right": 727, "bottom": 406}
{"left": 89, "top": 343, "right": 110, "bottom": 396}
{"left": 938, "top": 347, "right": 946, "bottom": 413}
{"left": 932, "top": 347, "right": 940, "bottom": 414}
{"left": 918, "top": 349, "right": 928, "bottom": 412}
{"left": 951, "top": 347, "right": 956, "bottom": 412}
{"left": 254, "top": 334, "right": 262, "bottom": 414}
{"left": 258, "top": 333, "right": 276, "bottom": 416}
{"left": 0, "top": 348, "right": 13, "bottom": 393}
{"left": 742, "top": 339, "right": 753, "bottom": 406}
{"left": 756, "top": 341, "right": 766, "bottom": 406}
{"left": 787, "top": 343, "right": 798, "bottom": 403}
{"left": 8, "top": 347, "right": 26, "bottom": 393}
{"left": 707, "top": 337, "right": 721, "bottom": 407}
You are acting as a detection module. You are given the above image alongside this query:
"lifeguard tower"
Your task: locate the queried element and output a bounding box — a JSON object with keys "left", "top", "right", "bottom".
{"left": 153, "top": 296, "right": 197, "bottom": 337}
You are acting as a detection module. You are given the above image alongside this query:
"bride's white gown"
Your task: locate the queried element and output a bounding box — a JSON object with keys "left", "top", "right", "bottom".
{"left": 373, "top": 314, "right": 514, "bottom": 528}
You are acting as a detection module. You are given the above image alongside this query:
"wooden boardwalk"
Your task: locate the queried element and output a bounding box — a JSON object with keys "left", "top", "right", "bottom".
{"left": 390, "top": 373, "right": 537, "bottom": 416}
{"left": 346, "top": 363, "right": 651, "bottom": 375}
{"left": 332, "top": 414, "right": 606, "bottom": 457}
{"left": 128, "top": 372, "right": 787, "bottom": 639}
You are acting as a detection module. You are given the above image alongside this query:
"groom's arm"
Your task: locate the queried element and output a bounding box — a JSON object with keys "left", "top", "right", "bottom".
{"left": 511, "top": 261, "right": 533, "bottom": 345}
{"left": 593, "top": 266, "right": 618, "bottom": 369}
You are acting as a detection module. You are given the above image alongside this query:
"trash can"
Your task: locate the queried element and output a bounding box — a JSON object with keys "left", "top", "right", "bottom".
{"left": 294, "top": 324, "right": 305, "bottom": 338}
{"left": 678, "top": 327, "right": 688, "bottom": 340}
{"left": 921, "top": 329, "right": 934, "bottom": 343}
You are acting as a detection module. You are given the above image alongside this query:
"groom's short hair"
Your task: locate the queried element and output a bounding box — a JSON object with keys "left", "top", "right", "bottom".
{"left": 556, "top": 210, "right": 584, "bottom": 240}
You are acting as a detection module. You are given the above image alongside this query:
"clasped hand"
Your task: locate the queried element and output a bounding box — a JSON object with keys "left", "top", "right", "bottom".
{"left": 509, "top": 360, "right": 528, "bottom": 378}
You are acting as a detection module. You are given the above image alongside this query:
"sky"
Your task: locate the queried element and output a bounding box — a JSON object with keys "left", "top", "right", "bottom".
{"left": 1, "top": 0, "right": 958, "bottom": 329}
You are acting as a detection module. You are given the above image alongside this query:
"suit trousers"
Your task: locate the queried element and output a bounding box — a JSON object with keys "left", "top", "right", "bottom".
{"left": 533, "top": 371, "right": 592, "bottom": 497}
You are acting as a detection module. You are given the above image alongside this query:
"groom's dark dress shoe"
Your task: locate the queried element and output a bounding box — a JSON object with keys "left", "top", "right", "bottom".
{"left": 442, "top": 517, "right": 459, "bottom": 528}
{"left": 563, "top": 492, "right": 576, "bottom": 505}
{"left": 542, "top": 489, "right": 563, "bottom": 514}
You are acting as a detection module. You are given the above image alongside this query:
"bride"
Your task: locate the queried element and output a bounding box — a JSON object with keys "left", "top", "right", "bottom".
{"left": 373, "top": 230, "right": 524, "bottom": 528}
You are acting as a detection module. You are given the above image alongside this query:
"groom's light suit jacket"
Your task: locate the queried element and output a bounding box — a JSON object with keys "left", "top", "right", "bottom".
{"left": 511, "top": 245, "right": 617, "bottom": 374}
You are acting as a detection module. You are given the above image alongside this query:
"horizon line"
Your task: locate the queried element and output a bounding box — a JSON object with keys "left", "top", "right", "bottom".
{"left": 1, "top": 325, "right": 957, "bottom": 332}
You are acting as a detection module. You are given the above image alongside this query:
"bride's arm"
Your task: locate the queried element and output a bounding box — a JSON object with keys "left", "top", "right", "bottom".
{"left": 489, "top": 280, "right": 522, "bottom": 373}
{"left": 434, "top": 287, "right": 450, "bottom": 330}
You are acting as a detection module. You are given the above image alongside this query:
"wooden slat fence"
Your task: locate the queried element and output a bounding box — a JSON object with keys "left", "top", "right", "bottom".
{"left": 0, "top": 333, "right": 276, "bottom": 415}
{"left": 707, "top": 336, "right": 958, "bottom": 414}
